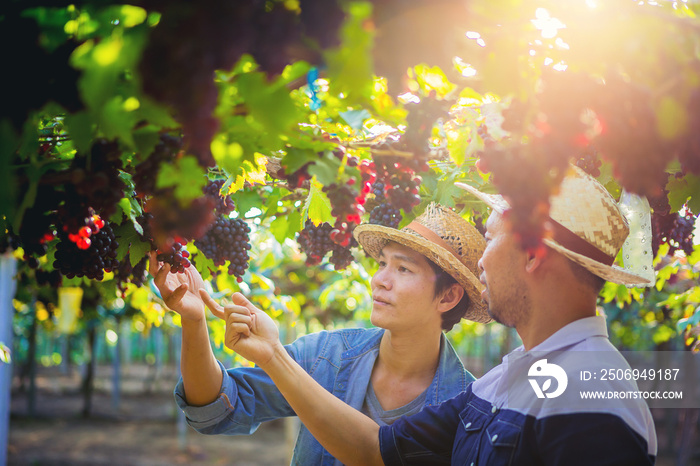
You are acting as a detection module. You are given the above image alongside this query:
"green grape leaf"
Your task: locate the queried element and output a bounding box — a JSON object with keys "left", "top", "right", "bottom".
{"left": 282, "top": 147, "right": 317, "bottom": 174}
{"left": 100, "top": 96, "right": 137, "bottom": 147}
{"left": 193, "top": 252, "right": 217, "bottom": 281}
{"left": 132, "top": 124, "right": 163, "bottom": 160}
{"left": 270, "top": 214, "right": 290, "bottom": 244}
{"left": 137, "top": 98, "right": 179, "bottom": 128}
{"left": 324, "top": 2, "right": 374, "bottom": 102}
{"left": 667, "top": 173, "right": 700, "bottom": 213}
{"left": 447, "top": 124, "right": 470, "bottom": 165}
{"left": 156, "top": 155, "right": 207, "bottom": 202}
{"left": 304, "top": 176, "right": 333, "bottom": 226}
{"left": 211, "top": 135, "right": 244, "bottom": 175}
{"left": 64, "top": 111, "right": 94, "bottom": 155}
{"left": 307, "top": 151, "right": 342, "bottom": 186}
{"left": 237, "top": 71, "right": 300, "bottom": 135}
{"left": 114, "top": 221, "right": 150, "bottom": 266}
{"left": 129, "top": 238, "right": 152, "bottom": 268}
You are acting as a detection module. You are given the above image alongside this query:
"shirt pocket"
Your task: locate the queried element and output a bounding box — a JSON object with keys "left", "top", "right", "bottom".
{"left": 456, "top": 404, "right": 489, "bottom": 464}
{"left": 456, "top": 406, "right": 521, "bottom": 466}
{"left": 482, "top": 418, "right": 521, "bottom": 466}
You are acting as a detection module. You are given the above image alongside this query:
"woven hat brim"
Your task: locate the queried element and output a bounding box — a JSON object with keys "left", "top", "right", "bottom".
{"left": 454, "top": 182, "right": 650, "bottom": 286}
{"left": 353, "top": 223, "right": 491, "bottom": 324}
{"left": 543, "top": 238, "right": 651, "bottom": 286}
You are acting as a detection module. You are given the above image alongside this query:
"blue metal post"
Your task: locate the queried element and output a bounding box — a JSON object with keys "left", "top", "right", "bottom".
{"left": 1, "top": 254, "right": 18, "bottom": 465}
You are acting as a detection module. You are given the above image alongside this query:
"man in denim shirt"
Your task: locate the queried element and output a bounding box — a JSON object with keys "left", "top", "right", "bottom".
{"left": 212, "top": 167, "right": 657, "bottom": 465}
{"left": 150, "top": 203, "right": 489, "bottom": 465}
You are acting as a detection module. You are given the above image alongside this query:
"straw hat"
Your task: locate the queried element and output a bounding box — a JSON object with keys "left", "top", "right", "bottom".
{"left": 455, "top": 165, "right": 651, "bottom": 286}
{"left": 353, "top": 203, "right": 490, "bottom": 324}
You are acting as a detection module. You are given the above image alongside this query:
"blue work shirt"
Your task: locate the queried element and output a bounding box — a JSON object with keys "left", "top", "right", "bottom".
{"left": 379, "top": 316, "right": 658, "bottom": 465}
{"left": 175, "top": 327, "right": 474, "bottom": 466}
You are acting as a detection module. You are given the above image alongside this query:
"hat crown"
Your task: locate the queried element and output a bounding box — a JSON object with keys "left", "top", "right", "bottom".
{"left": 406, "top": 203, "right": 484, "bottom": 274}
{"left": 549, "top": 166, "right": 630, "bottom": 258}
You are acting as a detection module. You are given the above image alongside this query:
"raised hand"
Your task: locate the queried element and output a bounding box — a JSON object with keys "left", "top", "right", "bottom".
{"left": 149, "top": 252, "right": 207, "bottom": 322}
{"left": 200, "top": 290, "right": 283, "bottom": 367}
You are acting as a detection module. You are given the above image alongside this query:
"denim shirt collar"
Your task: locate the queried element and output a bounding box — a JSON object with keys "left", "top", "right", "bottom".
{"left": 340, "top": 329, "right": 469, "bottom": 406}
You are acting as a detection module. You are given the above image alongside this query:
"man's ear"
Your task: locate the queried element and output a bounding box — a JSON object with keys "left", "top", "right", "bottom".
{"left": 438, "top": 284, "right": 464, "bottom": 313}
{"left": 524, "top": 248, "right": 545, "bottom": 274}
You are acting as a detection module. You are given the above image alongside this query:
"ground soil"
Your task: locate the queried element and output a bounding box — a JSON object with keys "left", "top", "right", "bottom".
{"left": 7, "top": 364, "right": 291, "bottom": 465}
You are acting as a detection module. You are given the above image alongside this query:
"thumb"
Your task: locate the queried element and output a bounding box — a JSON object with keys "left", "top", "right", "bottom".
{"left": 231, "top": 292, "right": 260, "bottom": 315}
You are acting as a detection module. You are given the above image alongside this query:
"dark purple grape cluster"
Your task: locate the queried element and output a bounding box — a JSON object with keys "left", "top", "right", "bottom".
{"left": 649, "top": 190, "right": 671, "bottom": 216}
{"left": 323, "top": 183, "right": 365, "bottom": 225}
{"left": 370, "top": 181, "right": 385, "bottom": 200}
{"left": 53, "top": 221, "right": 119, "bottom": 280}
{"left": 35, "top": 269, "right": 62, "bottom": 288}
{"left": 399, "top": 94, "right": 451, "bottom": 172}
{"left": 575, "top": 146, "right": 602, "bottom": 178}
{"left": 203, "top": 179, "right": 236, "bottom": 216}
{"left": 297, "top": 220, "right": 356, "bottom": 270}
{"left": 329, "top": 245, "right": 355, "bottom": 270}
{"left": 369, "top": 203, "right": 402, "bottom": 229}
{"left": 71, "top": 139, "right": 126, "bottom": 220}
{"left": 156, "top": 238, "right": 191, "bottom": 274}
{"left": 195, "top": 217, "right": 251, "bottom": 281}
{"left": 277, "top": 162, "right": 313, "bottom": 189}
{"left": 652, "top": 210, "right": 697, "bottom": 257}
{"left": 114, "top": 256, "right": 149, "bottom": 295}
{"left": 298, "top": 220, "right": 335, "bottom": 265}
{"left": 477, "top": 124, "right": 494, "bottom": 144}
{"left": 384, "top": 169, "right": 422, "bottom": 212}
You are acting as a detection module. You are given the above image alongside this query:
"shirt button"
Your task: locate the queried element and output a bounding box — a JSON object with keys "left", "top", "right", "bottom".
{"left": 492, "top": 434, "right": 499, "bottom": 442}
{"left": 491, "top": 406, "right": 498, "bottom": 414}
{"left": 465, "top": 422, "right": 472, "bottom": 428}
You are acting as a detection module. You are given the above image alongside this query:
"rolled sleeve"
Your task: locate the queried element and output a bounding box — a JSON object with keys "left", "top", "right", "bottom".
{"left": 174, "top": 360, "right": 238, "bottom": 430}
{"left": 377, "top": 392, "right": 467, "bottom": 465}
{"left": 379, "top": 425, "right": 404, "bottom": 466}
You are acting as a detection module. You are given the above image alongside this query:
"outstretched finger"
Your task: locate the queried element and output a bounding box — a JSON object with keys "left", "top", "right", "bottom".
{"left": 199, "top": 289, "right": 226, "bottom": 320}
{"left": 148, "top": 251, "right": 160, "bottom": 276}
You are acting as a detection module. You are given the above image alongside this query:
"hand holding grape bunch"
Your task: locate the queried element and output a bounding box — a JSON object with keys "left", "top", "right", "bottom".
{"left": 149, "top": 252, "right": 207, "bottom": 322}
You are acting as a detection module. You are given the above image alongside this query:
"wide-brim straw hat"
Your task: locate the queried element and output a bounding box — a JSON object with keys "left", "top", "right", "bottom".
{"left": 455, "top": 165, "right": 651, "bottom": 286}
{"left": 353, "top": 203, "right": 491, "bottom": 324}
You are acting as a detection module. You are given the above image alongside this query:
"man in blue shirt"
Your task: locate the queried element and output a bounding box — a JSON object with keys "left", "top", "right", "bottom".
{"left": 150, "top": 203, "right": 488, "bottom": 465}
{"left": 212, "top": 166, "right": 657, "bottom": 465}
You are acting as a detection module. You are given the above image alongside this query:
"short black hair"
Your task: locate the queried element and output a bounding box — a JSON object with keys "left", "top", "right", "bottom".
{"left": 566, "top": 258, "right": 606, "bottom": 294}
{"left": 427, "top": 259, "right": 471, "bottom": 332}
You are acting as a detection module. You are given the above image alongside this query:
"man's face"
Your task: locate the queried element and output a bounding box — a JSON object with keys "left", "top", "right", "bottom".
{"left": 370, "top": 242, "right": 443, "bottom": 333}
{"left": 478, "top": 211, "right": 531, "bottom": 328}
